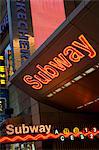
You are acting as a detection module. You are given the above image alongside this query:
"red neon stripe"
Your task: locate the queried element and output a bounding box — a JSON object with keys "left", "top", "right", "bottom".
{"left": 0, "top": 131, "right": 99, "bottom": 143}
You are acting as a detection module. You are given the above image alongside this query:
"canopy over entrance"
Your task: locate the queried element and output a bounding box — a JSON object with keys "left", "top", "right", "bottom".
{"left": 10, "top": 1, "right": 99, "bottom": 112}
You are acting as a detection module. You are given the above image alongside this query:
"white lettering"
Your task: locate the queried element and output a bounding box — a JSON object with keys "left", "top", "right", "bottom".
{"left": 6, "top": 124, "right": 52, "bottom": 135}
{"left": 39, "top": 125, "right": 46, "bottom": 133}
{"left": 22, "top": 124, "right": 29, "bottom": 134}
{"left": 6, "top": 124, "right": 14, "bottom": 135}
{"left": 29, "top": 125, "right": 38, "bottom": 133}
{"left": 45, "top": 125, "right": 51, "bottom": 134}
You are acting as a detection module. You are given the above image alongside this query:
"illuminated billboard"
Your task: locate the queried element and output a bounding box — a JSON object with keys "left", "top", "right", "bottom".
{"left": 10, "top": 1, "right": 99, "bottom": 111}
{"left": 7, "top": 0, "right": 35, "bottom": 70}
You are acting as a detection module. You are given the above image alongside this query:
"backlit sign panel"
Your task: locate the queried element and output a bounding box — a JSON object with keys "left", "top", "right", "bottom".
{"left": 0, "top": 124, "right": 98, "bottom": 143}
{"left": 10, "top": 1, "right": 99, "bottom": 111}
{"left": 7, "top": 0, "right": 35, "bottom": 70}
{"left": 0, "top": 56, "right": 6, "bottom": 86}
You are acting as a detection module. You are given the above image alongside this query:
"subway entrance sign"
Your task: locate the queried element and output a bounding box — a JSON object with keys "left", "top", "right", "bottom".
{"left": 10, "top": 1, "right": 99, "bottom": 112}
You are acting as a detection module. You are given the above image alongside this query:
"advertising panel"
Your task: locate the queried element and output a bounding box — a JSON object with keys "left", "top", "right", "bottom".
{"left": 10, "top": 1, "right": 99, "bottom": 111}
{"left": 7, "top": 0, "right": 35, "bottom": 70}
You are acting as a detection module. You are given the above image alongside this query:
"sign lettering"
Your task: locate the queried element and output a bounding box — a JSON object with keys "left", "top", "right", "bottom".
{"left": 6, "top": 124, "right": 51, "bottom": 135}
{"left": 16, "top": 0, "right": 30, "bottom": 64}
{"left": 23, "top": 34, "right": 96, "bottom": 90}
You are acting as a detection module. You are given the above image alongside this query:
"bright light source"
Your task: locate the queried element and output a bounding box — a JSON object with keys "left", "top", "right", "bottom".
{"left": 55, "top": 88, "right": 62, "bottom": 93}
{"left": 86, "top": 101, "right": 94, "bottom": 105}
{"left": 82, "top": 73, "right": 86, "bottom": 76}
{"left": 94, "top": 98, "right": 99, "bottom": 102}
{"left": 74, "top": 75, "right": 83, "bottom": 81}
{"left": 47, "top": 93, "right": 53, "bottom": 97}
{"left": 77, "top": 105, "right": 83, "bottom": 109}
{"left": 64, "top": 82, "right": 71, "bottom": 87}
{"left": 53, "top": 91, "right": 56, "bottom": 94}
{"left": 95, "top": 65, "right": 99, "bottom": 68}
{"left": 61, "top": 86, "right": 65, "bottom": 89}
{"left": 0, "top": 56, "right": 4, "bottom": 60}
{"left": 85, "top": 68, "right": 95, "bottom": 74}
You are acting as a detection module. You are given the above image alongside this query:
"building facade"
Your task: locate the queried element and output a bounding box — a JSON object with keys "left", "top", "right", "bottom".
{"left": 0, "top": 0, "right": 99, "bottom": 150}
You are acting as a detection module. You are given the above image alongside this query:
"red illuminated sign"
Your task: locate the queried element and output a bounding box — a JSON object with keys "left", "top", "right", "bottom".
{"left": 0, "top": 126, "right": 98, "bottom": 144}
{"left": 23, "top": 34, "right": 96, "bottom": 90}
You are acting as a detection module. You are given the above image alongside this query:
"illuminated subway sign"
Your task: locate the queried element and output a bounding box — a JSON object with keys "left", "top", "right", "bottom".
{"left": 4, "top": 125, "right": 98, "bottom": 143}
{"left": 23, "top": 34, "right": 96, "bottom": 90}
{"left": 16, "top": 0, "right": 30, "bottom": 64}
{"left": 6, "top": 124, "right": 51, "bottom": 135}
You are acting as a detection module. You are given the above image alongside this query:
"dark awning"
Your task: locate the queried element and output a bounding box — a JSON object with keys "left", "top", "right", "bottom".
{"left": 10, "top": 1, "right": 99, "bottom": 112}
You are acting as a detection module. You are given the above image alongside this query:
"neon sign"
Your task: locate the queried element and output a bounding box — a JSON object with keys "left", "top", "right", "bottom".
{"left": 0, "top": 126, "right": 98, "bottom": 144}
{"left": 6, "top": 124, "right": 51, "bottom": 135}
{"left": 23, "top": 34, "right": 96, "bottom": 90}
